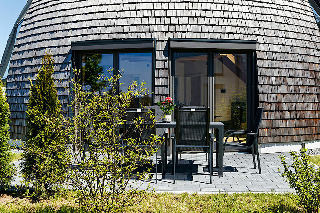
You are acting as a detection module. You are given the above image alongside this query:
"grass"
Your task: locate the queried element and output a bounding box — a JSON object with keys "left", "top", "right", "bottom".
{"left": 0, "top": 191, "right": 301, "bottom": 213}
{"left": 309, "top": 154, "right": 320, "bottom": 166}
{"left": 9, "top": 151, "right": 23, "bottom": 163}
{"left": 127, "top": 193, "right": 300, "bottom": 213}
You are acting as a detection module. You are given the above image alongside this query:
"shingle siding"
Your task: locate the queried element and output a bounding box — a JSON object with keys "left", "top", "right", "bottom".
{"left": 7, "top": 0, "right": 320, "bottom": 143}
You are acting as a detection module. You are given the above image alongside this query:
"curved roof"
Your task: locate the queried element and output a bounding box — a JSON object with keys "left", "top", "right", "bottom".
{"left": 6, "top": 0, "right": 320, "bottom": 142}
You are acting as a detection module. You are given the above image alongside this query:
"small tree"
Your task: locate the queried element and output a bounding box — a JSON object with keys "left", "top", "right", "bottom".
{"left": 69, "top": 69, "right": 161, "bottom": 212}
{"left": 0, "top": 80, "right": 15, "bottom": 188}
{"left": 22, "top": 53, "right": 70, "bottom": 197}
{"left": 280, "top": 148, "right": 320, "bottom": 213}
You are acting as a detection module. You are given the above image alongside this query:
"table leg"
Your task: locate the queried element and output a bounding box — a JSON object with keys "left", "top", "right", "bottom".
{"left": 161, "top": 132, "right": 168, "bottom": 178}
{"left": 218, "top": 126, "right": 224, "bottom": 177}
{"left": 216, "top": 133, "right": 219, "bottom": 169}
{"left": 210, "top": 140, "right": 213, "bottom": 184}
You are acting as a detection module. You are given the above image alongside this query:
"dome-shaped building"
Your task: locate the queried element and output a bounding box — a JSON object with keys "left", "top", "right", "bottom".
{"left": 3, "top": 0, "right": 320, "bottom": 152}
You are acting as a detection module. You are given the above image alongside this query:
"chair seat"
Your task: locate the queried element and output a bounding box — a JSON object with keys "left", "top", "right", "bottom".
{"left": 233, "top": 131, "right": 247, "bottom": 135}
{"left": 224, "top": 142, "right": 251, "bottom": 152}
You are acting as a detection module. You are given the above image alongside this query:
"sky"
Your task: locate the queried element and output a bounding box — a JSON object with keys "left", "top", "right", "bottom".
{"left": 0, "top": 0, "right": 27, "bottom": 63}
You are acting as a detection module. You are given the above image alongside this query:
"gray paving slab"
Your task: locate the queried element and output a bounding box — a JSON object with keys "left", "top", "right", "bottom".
{"left": 140, "top": 152, "right": 296, "bottom": 193}
{"left": 9, "top": 150, "right": 298, "bottom": 194}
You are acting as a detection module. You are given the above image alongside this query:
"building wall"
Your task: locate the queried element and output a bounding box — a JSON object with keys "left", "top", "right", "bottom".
{"left": 7, "top": 0, "right": 320, "bottom": 143}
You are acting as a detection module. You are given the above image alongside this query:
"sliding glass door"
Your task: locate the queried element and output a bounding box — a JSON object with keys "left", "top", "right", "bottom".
{"left": 173, "top": 52, "right": 251, "bottom": 131}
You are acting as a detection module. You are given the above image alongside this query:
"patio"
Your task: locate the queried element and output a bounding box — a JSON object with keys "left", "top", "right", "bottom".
{"left": 11, "top": 149, "right": 295, "bottom": 194}
{"left": 129, "top": 151, "right": 295, "bottom": 194}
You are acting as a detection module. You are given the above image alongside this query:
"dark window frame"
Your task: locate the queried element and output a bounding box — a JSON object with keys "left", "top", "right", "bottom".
{"left": 71, "top": 39, "right": 156, "bottom": 106}
{"left": 169, "top": 39, "right": 258, "bottom": 131}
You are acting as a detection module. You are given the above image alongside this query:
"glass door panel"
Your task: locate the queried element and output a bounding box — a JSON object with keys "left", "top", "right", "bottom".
{"left": 173, "top": 53, "right": 208, "bottom": 106}
{"left": 214, "top": 54, "right": 248, "bottom": 131}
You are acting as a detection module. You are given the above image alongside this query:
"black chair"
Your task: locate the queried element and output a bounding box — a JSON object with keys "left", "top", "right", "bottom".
{"left": 124, "top": 108, "right": 156, "bottom": 143}
{"left": 122, "top": 108, "right": 162, "bottom": 182}
{"left": 172, "top": 106, "right": 214, "bottom": 184}
{"left": 224, "top": 107, "right": 264, "bottom": 174}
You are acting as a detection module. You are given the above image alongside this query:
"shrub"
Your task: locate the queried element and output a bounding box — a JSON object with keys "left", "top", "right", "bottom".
{"left": 0, "top": 80, "right": 15, "bottom": 188}
{"left": 22, "top": 53, "right": 70, "bottom": 197}
{"left": 280, "top": 148, "right": 320, "bottom": 213}
{"left": 68, "top": 69, "right": 161, "bottom": 212}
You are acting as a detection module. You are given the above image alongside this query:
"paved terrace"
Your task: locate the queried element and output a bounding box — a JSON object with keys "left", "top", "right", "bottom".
{"left": 11, "top": 150, "right": 295, "bottom": 194}
{"left": 129, "top": 152, "right": 295, "bottom": 194}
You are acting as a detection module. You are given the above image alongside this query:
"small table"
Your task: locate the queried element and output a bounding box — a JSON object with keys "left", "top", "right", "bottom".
{"left": 155, "top": 121, "right": 224, "bottom": 177}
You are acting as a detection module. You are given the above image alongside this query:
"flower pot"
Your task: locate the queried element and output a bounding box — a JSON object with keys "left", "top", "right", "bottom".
{"left": 163, "top": 114, "right": 171, "bottom": 122}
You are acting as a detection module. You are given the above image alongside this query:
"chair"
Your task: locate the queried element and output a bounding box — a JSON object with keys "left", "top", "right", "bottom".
{"left": 172, "top": 106, "right": 214, "bottom": 184}
{"left": 224, "top": 107, "right": 264, "bottom": 174}
{"left": 122, "top": 108, "right": 162, "bottom": 182}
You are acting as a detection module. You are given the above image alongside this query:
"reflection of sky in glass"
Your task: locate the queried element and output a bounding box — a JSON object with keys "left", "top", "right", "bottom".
{"left": 119, "top": 53, "right": 152, "bottom": 95}
{"left": 81, "top": 54, "right": 113, "bottom": 79}
{"left": 100, "top": 54, "right": 113, "bottom": 79}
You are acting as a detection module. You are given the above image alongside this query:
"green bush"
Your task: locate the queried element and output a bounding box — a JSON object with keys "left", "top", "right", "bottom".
{"left": 0, "top": 80, "right": 15, "bottom": 188}
{"left": 68, "top": 69, "right": 161, "bottom": 212}
{"left": 280, "top": 148, "right": 320, "bottom": 213}
{"left": 22, "top": 53, "right": 70, "bottom": 197}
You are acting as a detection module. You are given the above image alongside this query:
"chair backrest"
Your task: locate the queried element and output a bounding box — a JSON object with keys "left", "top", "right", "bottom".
{"left": 123, "top": 108, "right": 156, "bottom": 142}
{"left": 251, "top": 107, "right": 264, "bottom": 134}
{"left": 176, "top": 106, "right": 210, "bottom": 148}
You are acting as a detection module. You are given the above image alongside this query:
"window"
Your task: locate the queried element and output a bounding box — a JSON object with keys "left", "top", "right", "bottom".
{"left": 213, "top": 53, "right": 248, "bottom": 130}
{"left": 119, "top": 53, "right": 153, "bottom": 106}
{"left": 170, "top": 39, "right": 257, "bottom": 132}
{"left": 72, "top": 39, "right": 155, "bottom": 107}
{"left": 173, "top": 53, "right": 208, "bottom": 106}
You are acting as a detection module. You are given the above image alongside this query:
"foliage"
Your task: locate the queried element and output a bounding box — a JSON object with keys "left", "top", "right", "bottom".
{"left": 22, "top": 53, "right": 71, "bottom": 197}
{"left": 309, "top": 154, "right": 320, "bottom": 166}
{"left": 82, "top": 54, "right": 107, "bottom": 92}
{"left": 0, "top": 80, "right": 15, "bottom": 188}
{"left": 9, "top": 152, "right": 22, "bottom": 163}
{"left": 157, "top": 96, "right": 175, "bottom": 115}
{"left": 280, "top": 148, "right": 320, "bottom": 213}
{"left": 1, "top": 78, "right": 6, "bottom": 87}
{"left": 68, "top": 69, "right": 161, "bottom": 212}
{"left": 0, "top": 191, "right": 300, "bottom": 213}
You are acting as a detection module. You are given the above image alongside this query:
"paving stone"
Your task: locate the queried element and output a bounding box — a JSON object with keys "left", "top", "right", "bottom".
{"left": 10, "top": 151, "right": 298, "bottom": 194}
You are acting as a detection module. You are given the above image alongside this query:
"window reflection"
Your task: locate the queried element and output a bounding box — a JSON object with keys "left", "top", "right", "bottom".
{"left": 119, "top": 53, "right": 152, "bottom": 107}
{"left": 174, "top": 53, "right": 208, "bottom": 106}
{"left": 81, "top": 54, "right": 113, "bottom": 92}
{"left": 214, "top": 54, "right": 247, "bottom": 131}
{"left": 81, "top": 52, "right": 153, "bottom": 107}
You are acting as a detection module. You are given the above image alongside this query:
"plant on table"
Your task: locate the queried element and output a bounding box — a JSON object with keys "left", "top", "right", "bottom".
{"left": 157, "top": 97, "right": 175, "bottom": 116}
{"left": 280, "top": 148, "right": 320, "bottom": 213}
{"left": 22, "top": 53, "right": 71, "bottom": 198}
{"left": 68, "top": 68, "right": 161, "bottom": 212}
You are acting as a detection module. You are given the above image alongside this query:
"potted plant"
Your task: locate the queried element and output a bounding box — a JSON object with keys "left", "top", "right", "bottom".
{"left": 157, "top": 97, "right": 175, "bottom": 122}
